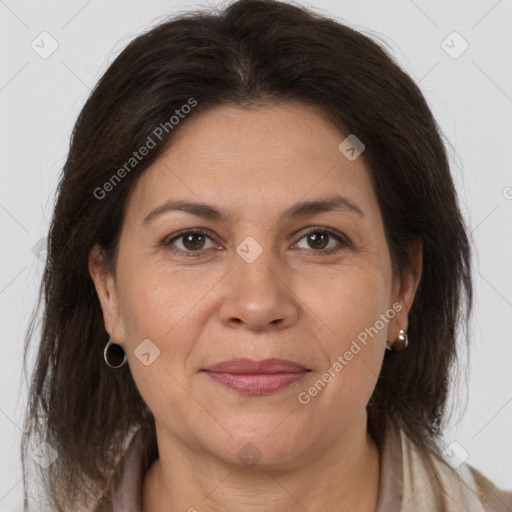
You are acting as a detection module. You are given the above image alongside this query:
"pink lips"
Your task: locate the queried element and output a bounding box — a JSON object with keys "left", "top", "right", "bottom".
{"left": 202, "top": 358, "right": 310, "bottom": 395}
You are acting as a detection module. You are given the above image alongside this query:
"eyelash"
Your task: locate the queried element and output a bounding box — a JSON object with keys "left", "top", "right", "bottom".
{"left": 162, "top": 227, "right": 350, "bottom": 258}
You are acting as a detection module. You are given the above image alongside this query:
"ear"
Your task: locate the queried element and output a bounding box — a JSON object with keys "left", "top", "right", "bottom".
{"left": 389, "top": 237, "right": 423, "bottom": 342}
{"left": 88, "top": 243, "right": 123, "bottom": 341}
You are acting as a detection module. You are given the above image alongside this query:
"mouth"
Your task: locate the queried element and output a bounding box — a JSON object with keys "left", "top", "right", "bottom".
{"left": 201, "top": 358, "right": 311, "bottom": 395}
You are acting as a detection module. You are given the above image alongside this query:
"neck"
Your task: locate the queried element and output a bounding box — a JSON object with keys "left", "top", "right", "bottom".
{"left": 142, "top": 415, "right": 380, "bottom": 512}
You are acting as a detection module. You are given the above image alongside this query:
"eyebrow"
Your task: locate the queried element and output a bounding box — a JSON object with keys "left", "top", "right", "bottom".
{"left": 142, "top": 194, "right": 365, "bottom": 226}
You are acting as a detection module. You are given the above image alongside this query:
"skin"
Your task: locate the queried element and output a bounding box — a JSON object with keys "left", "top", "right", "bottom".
{"left": 89, "top": 102, "right": 422, "bottom": 512}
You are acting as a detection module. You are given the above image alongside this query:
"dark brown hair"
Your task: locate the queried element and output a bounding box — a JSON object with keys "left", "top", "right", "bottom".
{"left": 21, "top": 0, "right": 473, "bottom": 510}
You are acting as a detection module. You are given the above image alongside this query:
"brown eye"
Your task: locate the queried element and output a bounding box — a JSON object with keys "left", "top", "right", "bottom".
{"left": 164, "top": 229, "right": 216, "bottom": 257}
{"left": 295, "top": 228, "right": 349, "bottom": 255}
{"left": 306, "top": 232, "right": 329, "bottom": 250}
{"left": 181, "top": 232, "right": 207, "bottom": 251}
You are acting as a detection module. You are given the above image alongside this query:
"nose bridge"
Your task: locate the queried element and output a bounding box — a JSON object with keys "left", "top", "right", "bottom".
{"left": 219, "top": 232, "right": 298, "bottom": 329}
{"left": 233, "top": 233, "right": 281, "bottom": 297}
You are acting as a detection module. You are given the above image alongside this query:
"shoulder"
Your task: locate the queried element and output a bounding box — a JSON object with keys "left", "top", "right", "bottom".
{"left": 466, "top": 464, "right": 512, "bottom": 512}
{"left": 398, "top": 430, "right": 512, "bottom": 512}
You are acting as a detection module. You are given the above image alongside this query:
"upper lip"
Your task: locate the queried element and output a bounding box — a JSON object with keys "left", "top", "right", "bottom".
{"left": 203, "top": 358, "right": 310, "bottom": 374}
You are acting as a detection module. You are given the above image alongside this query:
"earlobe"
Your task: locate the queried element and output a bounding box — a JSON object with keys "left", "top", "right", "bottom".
{"left": 88, "top": 243, "right": 120, "bottom": 337}
{"left": 388, "top": 237, "right": 423, "bottom": 346}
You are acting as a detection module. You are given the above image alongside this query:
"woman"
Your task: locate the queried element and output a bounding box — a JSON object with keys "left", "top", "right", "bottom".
{"left": 21, "top": 0, "right": 512, "bottom": 511}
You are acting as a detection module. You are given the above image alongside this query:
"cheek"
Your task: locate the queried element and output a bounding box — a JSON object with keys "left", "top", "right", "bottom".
{"left": 116, "top": 258, "right": 215, "bottom": 338}
{"left": 116, "top": 263, "right": 225, "bottom": 399}
{"left": 298, "top": 265, "right": 389, "bottom": 406}
{"left": 306, "top": 262, "right": 391, "bottom": 348}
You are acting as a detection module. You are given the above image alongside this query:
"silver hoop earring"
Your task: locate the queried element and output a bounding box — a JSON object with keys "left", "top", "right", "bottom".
{"left": 386, "top": 329, "right": 408, "bottom": 352}
{"left": 104, "top": 337, "right": 127, "bottom": 368}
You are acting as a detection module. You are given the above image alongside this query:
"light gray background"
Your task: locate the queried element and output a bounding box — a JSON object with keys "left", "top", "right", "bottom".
{"left": 1, "top": 0, "right": 511, "bottom": 510}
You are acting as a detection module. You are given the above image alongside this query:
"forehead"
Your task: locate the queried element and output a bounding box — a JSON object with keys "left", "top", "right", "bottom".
{"left": 124, "top": 103, "right": 379, "bottom": 227}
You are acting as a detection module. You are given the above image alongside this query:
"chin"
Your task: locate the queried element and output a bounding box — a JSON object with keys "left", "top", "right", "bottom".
{"left": 202, "top": 428, "right": 315, "bottom": 471}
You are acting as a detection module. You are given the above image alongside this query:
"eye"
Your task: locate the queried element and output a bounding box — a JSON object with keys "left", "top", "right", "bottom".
{"left": 294, "top": 227, "right": 349, "bottom": 255}
{"left": 164, "top": 229, "right": 217, "bottom": 258}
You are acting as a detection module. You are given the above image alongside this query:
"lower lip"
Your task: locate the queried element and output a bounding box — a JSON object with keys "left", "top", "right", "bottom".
{"left": 203, "top": 371, "right": 308, "bottom": 394}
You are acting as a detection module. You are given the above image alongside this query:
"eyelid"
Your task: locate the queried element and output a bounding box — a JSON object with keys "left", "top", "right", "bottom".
{"left": 295, "top": 225, "right": 350, "bottom": 244}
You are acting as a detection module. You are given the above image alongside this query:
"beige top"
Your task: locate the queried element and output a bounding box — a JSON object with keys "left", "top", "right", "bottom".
{"left": 96, "top": 427, "right": 512, "bottom": 511}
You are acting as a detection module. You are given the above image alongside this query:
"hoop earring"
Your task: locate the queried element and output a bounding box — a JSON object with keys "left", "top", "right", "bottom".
{"left": 386, "top": 329, "right": 408, "bottom": 352}
{"left": 104, "top": 337, "right": 127, "bottom": 368}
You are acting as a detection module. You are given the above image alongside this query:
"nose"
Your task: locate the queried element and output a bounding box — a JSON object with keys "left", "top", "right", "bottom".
{"left": 218, "top": 243, "right": 299, "bottom": 332}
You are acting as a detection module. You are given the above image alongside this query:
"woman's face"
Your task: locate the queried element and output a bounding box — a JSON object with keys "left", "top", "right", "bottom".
{"left": 90, "top": 103, "right": 420, "bottom": 469}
